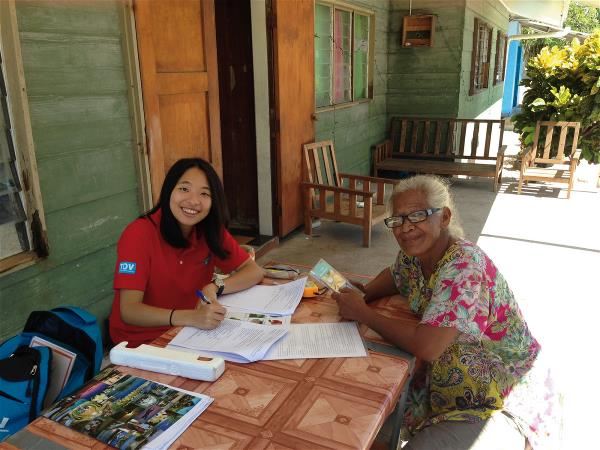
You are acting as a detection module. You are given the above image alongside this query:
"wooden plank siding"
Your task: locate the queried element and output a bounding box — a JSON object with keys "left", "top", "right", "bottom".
{"left": 458, "top": 0, "right": 509, "bottom": 118}
{"left": 388, "top": 0, "right": 509, "bottom": 120}
{"left": 0, "top": 0, "right": 139, "bottom": 341}
{"left": 315, "top": 0, "right": 390, "bottom": 176}
{"left": 1, "top": 247, "right": 116, "bottom": 329}
{"left": 387, "top": 0, "right": 465, "bottom": 118}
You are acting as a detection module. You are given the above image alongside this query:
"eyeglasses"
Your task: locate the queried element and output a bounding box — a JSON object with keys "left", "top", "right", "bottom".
{"left": 384, "top": 208, "right": 441, "bottom": 228}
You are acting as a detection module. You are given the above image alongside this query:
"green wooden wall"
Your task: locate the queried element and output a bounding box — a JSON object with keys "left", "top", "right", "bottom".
{"left": 0, "top": 0, "right": 140, "bottom": 342}
{"left": 387, "top": 0, "right": 508, "bottom": 121}
{"left": 458, "top": 0, "right": 509, "bottom": 118}
{"left": 315, "top": 0, "right": 390, "bottom": 175}
{"left": 387, "top": 0, "right": 465, "bottom": 119}
{"left": 315, "top": 0, "right": 509, "bottom": 175}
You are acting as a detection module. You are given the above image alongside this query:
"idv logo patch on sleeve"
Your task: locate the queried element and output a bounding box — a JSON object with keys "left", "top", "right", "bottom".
{"left": 119, "top": 262, "right": 137, "bottom": 274}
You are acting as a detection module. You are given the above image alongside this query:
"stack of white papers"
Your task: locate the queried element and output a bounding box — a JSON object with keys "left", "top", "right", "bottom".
{"left": 218, "top": 277, "right": 307, "bottom": 315}
{"left": 263, "top": 322, "right": 367, "bottom": 360}
{"left": 168, "top": 319, "right": 288, "bottom": 363}
{"left": 169, "top": 277, "right": 369, "bottom": 363}
{"left": 169, "top": 320, "right": 367, "bottom": 363}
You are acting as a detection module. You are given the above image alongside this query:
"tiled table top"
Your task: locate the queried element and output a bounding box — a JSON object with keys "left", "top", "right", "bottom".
{"left": 3, "top": 268, "right": 419, "bottom": 450}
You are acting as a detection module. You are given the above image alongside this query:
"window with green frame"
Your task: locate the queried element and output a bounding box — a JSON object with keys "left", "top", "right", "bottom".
{"left": 0, "top": 2, "right": 47, "bottom": 272}
{"left": 314, "top": 2, "right": 373, "bottom": 108}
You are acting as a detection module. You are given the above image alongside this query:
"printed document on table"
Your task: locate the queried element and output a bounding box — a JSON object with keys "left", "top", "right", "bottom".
{"left": 168, "top": 319, "right": 288, "bottom": 363}
{"left": 263, "top": 322, "right": 368, "bottom": 360}
{"left": 218, "top": 277, "right": 307, "bottom": 315}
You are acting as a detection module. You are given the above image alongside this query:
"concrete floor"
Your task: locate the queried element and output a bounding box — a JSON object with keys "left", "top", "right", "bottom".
{"left": 258, "top": 153, "right": 600, "bottom": 449}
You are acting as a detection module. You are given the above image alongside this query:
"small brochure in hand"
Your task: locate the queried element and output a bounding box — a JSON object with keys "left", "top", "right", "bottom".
{"left": 44, "top": 367, "right": 212, "bottom": 450}
{"left": 310, "top": 259, "right": 362, "bottom": 294}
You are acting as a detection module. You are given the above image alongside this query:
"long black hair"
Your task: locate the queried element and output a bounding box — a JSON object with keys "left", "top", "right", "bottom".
{"left": 144, "top": 158, "right": 230, "bottom": 259}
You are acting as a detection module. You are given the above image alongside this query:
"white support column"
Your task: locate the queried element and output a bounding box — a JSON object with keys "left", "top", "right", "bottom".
{"left": 250, "top": 0, "right": 273, "bottom": 236}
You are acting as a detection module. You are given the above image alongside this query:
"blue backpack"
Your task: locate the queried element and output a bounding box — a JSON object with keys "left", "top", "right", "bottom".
{"left": 0, "top": 306, "right": 103, "bottom": 441}
{"left": 0, "top": 345, "right": 51, "bottom": 440}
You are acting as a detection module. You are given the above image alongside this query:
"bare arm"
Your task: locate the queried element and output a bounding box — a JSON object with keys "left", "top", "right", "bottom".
{"left": 120, "top": 289, "right": 226, "bottom": 330}
{"left": 201, "top": 257, "right": 264, "bottom": 302}
{"left": 333, "top": 289, "right": 458, "bottom": 362}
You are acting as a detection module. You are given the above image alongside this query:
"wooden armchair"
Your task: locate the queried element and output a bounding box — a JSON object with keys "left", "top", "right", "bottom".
{"left": 301, "top": 140, "right": 398, "bottom": 247}
{"left": 518, "top": 121, "right": 581, "bottom": 198}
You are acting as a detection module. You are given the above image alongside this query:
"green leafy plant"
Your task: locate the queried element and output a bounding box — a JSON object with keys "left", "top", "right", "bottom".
{"left": 521, "top": 2, "right": 600, "bottom": 62}
{"left": 513, "top": 32, "right": 600, "bottom": 163}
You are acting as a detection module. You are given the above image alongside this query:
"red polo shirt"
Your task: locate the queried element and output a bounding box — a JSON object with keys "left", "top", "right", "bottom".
{"left": 109, "top": 209, "right": 249, "bottom": 347}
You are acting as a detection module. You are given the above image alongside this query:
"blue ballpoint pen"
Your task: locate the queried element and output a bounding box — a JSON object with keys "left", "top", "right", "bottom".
{"left": 195, "top": 289, "right": 212, "bottom": 305}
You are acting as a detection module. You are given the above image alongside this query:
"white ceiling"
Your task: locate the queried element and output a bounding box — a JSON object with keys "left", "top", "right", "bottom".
{"left": 501, "top": 0, "right": 571, "bottom": 28}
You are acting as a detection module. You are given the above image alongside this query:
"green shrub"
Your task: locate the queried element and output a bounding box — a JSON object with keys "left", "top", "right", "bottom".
{"left": 512, "top": 32, "right": 600, "bottom": 163}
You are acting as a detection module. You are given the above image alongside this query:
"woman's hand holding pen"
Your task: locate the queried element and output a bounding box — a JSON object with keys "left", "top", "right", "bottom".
{"left": 189, "top": 300, "right": 226, "bottom": 329}
{"left": 185, "top": 284, "right": 225, "bottom": 329}
{"left": 198, "top": 283, "right": 219, "bottom": 306}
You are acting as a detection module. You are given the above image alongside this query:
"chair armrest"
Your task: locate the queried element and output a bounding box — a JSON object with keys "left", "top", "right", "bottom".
{"left": 520, "top": 146, "right": 535, "bottom": 171}
{"left": 301, "top": 182, "right": 375, "bottom": 197}
{"left": 569, "top": 149, "right": 581, "bottom": 173}
{"left": 495, "top": 145, "right": 507, "bottom": 175}
{"left": 372, "top": 139, "right": 392, "bottom": 165}
{"left": 339, "top": 173, "right": 398, "bottom": 186}
{"left": 339, "top": 173, "right": 396, "bottom": 205}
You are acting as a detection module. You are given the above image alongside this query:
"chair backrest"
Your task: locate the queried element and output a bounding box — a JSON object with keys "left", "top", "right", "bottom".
{"left": 302, "top": 140, "right": 341, "bottom": 187}
{"left": 388, "top": 117, "right": 505, "bottom": 160}
{"left": 532, "top": 121, "right": 580, "bottom": 163}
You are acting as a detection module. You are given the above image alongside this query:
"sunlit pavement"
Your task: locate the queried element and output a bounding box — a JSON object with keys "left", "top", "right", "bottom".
{"left": 473, "top": 174, "right": 600, "bottom": 450}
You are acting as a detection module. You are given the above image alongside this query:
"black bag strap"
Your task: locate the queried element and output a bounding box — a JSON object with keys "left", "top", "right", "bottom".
{"left": 0, "top": 346, "right": 42, "bottom": 422}
{"left": 0, "top": 346, "right": 40, "bottom": 382}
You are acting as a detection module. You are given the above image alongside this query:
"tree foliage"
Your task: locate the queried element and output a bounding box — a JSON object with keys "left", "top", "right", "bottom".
{"left": 521, "top": 2, "right": 600, "bottom": 62}
{"left": 512, "top": 32, "right": 600, "bottom": 163}
{"left": 565, "top": 2, "right": 600, "bottom": 34}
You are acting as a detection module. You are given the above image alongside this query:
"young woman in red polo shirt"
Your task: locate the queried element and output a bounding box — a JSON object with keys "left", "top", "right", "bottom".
{"left": 109, "top": 158, "right": 264, "bottom": 347}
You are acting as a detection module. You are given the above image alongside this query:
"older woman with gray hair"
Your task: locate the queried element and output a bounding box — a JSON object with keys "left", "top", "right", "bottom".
{"left": 333, "top": 175, "right": 539, "bottom": 450}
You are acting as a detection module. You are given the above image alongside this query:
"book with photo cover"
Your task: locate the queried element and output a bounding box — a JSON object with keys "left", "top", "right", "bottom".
{"left": 44, "top": 367, "right": 212, "bottom": 450}
{"left": 309, "top": 259, "right": 362, "bottom": 294}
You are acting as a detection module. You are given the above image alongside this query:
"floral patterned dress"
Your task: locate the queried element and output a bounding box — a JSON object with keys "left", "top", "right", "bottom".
{"left": 391, "top": 239, "right": 541, "bottom": 434}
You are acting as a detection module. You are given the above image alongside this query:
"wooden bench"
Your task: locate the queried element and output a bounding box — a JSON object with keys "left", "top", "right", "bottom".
{"left": 373, "top": 117, "right": 507, "bottom": 191}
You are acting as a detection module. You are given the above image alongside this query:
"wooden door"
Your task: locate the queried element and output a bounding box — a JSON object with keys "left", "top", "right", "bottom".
{"left": 271, "top": 0, "right": 315, "bottom": 236}
{"left": 215, "top": 0, "right": 258, "bottom": 233}
{"left": 134, "top": 0, "right": 222, "bottom": 202}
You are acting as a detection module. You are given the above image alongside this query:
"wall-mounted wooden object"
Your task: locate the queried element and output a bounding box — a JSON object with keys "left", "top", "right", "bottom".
{"left": 402, "top": 15, "right": 435, "bottom": 47}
